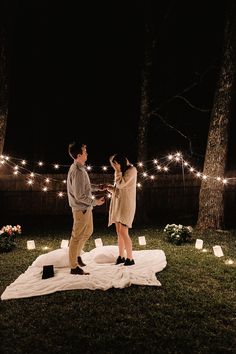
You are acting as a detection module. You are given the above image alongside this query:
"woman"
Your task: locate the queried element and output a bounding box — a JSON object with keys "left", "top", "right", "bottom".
{"left": 106, "top": 153, "right": 137, "bottom": 266}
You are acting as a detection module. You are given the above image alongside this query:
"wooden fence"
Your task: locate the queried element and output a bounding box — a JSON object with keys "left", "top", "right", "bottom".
{"left": 0, "top": 173, "right": 235, "bottom": 227}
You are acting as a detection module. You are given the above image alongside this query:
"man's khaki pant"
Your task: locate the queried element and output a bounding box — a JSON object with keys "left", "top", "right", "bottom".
{"left": 69, "top": 209, "right": 93, "bottom": 269}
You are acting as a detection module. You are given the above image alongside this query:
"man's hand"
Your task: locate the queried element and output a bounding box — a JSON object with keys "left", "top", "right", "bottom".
{"left": 95, "top": 196, "right": 105, "bottom": 206}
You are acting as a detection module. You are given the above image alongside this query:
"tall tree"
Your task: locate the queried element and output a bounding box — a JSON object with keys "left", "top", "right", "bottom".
{"left": 0, "top": 22, "right": 8, "bottom": 156}
{"left": 196, "top": 0, "right": 236, "bottom": 230}
{"left": 137, "top": 18, "right": 154, "bottom": 162}
{"left": 138, "top": 1, "right": 175, "bottom": 163}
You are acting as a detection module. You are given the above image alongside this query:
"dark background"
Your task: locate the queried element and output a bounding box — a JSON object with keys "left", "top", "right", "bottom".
{"left": 3, "top": 0, "right": 235, "bottom": 171}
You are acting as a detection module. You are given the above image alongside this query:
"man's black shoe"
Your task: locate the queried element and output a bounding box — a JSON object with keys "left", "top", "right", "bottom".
{"left": 77, "top": 256, "right": 86, "bottom": 267}
{"left": 70, "top": 266, "right": 89, "bottom": 275}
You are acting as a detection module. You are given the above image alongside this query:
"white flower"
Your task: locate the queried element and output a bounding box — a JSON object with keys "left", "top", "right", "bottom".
{"left": 164, "top": 223, "right": 193, "bottom": 245}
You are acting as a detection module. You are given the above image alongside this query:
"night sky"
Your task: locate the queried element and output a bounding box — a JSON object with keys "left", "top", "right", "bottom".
{"left": 3, "top": 0, "right": 234, "bottom": 170}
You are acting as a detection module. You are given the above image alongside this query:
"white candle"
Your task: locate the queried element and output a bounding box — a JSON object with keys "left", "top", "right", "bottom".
{"left": 60, "top": 239, "right": 69, "bottom": 248}
{"left": 138, "top": 236, "right": 146, "bottom": 245}
{"left": 27, "top": 240, "right": 36, "bottom": 250}
{"left": 213, "top": 245, "right": 224, "bottom": 257}
{"left": 95, "top": 238, "right": 103, "bottom": 247}
{"left": 195, "top": 239, "right": 203, "bottom": 249}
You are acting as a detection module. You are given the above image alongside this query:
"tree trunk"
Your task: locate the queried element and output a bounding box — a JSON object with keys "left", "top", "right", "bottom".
{"left": 196, "top": 1, "right": 236, "bottom": 230}
{"left": 137, "top": 20, "right": 155, "bottom": 225}
{"left": 0, "top": 25, "right": 8, "bottom": 156}
{"left": 138, "top": 2, "right": 154, "bottom": 161}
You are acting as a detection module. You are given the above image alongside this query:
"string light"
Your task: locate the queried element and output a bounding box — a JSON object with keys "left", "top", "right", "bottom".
{"left": 1, "top": 152, "right": 234, "bottom": 198}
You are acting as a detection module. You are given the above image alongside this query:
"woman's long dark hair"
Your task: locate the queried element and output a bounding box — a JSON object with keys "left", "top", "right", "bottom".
{"left": 112, "top": 154, "right": 130, "bottom": 174}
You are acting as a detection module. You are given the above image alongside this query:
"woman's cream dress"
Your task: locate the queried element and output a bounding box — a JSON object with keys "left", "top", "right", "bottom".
{"left": 107, "top": 165, "right": 137, "bottom": 228}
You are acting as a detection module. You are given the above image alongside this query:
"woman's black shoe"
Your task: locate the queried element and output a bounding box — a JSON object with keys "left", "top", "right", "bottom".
{"left": 115, "top": 256, "right": 125, "bottom": 265}
{"left": 124, "top": 258, "right": 135, "bottom": 266}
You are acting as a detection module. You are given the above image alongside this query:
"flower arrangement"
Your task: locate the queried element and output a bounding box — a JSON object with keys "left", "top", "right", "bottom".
{"left": 0, "top": 225, "right": 22, "bottom": 252}
{"left": 164, "top": 223, "right": 193, "bottom": 245}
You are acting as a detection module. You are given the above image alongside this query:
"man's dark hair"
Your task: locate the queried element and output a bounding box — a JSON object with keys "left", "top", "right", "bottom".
{"left": 68, "top": 141, "right": 85, "bottom": 160}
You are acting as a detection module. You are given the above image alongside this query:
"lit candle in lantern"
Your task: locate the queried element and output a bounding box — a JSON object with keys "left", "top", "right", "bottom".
{"left": 195, "top": 239, "right": 203, "bottom": 249}
{"left": 138, "top": 236, "right": 146, "bottom": 245}
{"left": 60, "top": 239, "right": 69, "bottom": 248}
{"left": 213, "top": 245, "right": 224, "bottom": 257}
{"left": 95, "top": 238, "right": 103, "bottom": 247}
{"left": 27, "top": 240, "right": 36, "bottom": 250}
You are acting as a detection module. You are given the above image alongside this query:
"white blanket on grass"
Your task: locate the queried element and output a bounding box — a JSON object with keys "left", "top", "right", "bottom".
{"left": 1, "top": 246, "right": 167, "bottom": 300}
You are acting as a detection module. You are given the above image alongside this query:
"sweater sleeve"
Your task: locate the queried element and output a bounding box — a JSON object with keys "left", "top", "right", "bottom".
{"left": 115, "top": 166, "right": 137, "bottom": 189}
{"left": 72, "top": 169, "right": 97, "bottom": 207}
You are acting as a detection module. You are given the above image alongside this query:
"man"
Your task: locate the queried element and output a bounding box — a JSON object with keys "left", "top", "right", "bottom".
{"left": 67, "top": 141, "right": 105, "bottom": 275}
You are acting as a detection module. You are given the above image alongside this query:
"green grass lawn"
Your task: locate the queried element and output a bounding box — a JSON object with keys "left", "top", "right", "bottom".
{"left": 0, "top": 217, "right": 236, "bottom": 354}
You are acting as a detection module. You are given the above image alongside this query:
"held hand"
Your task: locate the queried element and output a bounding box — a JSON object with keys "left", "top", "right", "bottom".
{"left": 98, "top": 184, "right": 108, "bottom": 191}
{"left": 99, "top": 183, "right": 113, "bottom": 191}
{"left": 96, "top": 196, "right": 105, "bottom": 206}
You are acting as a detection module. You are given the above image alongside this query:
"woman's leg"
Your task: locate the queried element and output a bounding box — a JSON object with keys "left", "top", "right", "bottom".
{"left": 118, "top": 223, "right": 133, "bottom": 260}
{"left": 115, "top": 222, "right": 125, "bottom": 257}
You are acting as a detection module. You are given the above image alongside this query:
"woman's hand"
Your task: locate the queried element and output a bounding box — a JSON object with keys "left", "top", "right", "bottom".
{"left": 109, "top": 155, "right": 121, "bottom": 172}
{"left": 112, "top": 160, "right": 121, "bottom": 172}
